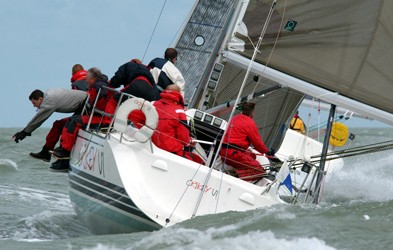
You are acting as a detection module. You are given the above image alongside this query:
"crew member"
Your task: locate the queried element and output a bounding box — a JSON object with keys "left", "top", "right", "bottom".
{"left": 71, "top": 64, "right": 88, "bottom": 91}
{"left": 129, "top": 84, "right": 204, "bottom": 164}
{"left": 148, "top": 48, "right": 186, "bottom": 99}
{"left": 104, "top": 59, "right": 159, "bottom": 115}
{"left": 220, "top": 102, "right": 273, "bottom": 182}
{"left": 51, "top": 67, "right": 110, "bottom": 164}
{"left": 28, "top": 64, "right": 89, "bottom": 163}
{"left": 290, "top": 110, "right": 306, "bottom": 134}
{"left": 12, "top": 89, "right": 87, "bottom": 163}
{"left": 149, "top": 84, "right": 203, "bottom": 164}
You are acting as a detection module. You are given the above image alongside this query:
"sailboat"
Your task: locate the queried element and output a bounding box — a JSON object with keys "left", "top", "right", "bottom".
{"left": 67, "top": 0, "right": 393, "bottom": 234}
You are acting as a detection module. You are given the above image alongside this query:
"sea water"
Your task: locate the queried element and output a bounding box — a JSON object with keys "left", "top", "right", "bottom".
{"left": 1, "top": 127, "right": 393, "bottom": 250}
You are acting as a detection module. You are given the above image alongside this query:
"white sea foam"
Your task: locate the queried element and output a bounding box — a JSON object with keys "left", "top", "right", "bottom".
{"left": 83, "top": 232, "right": 336, "bottom": 250}
{"left": 18, "top": 186, "right": 71, "bottom": 210}
{"left": 15, "top": 238, "right": 52, "bottom": 242}
{"left": 324, "top": 152, "right": 393, "bottom": 202}
{"left": 0, "top": 182, "right": 81, "bottom": 242}
{"left": 82, "top": 243, "right": 124, "bottom": 250}
{"left": 119, "top": 225, "right": 336, "bottom": 250}
{"left": 0, "top": 184, "right": 72, "bottom": 212}
{"left": 0, "top": 159, "right": 18, "bottom": 170}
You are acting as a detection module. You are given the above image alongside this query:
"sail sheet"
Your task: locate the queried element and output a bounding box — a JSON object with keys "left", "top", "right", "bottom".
{"left": 233, "top": 0, "right": 393, "bottom": 116}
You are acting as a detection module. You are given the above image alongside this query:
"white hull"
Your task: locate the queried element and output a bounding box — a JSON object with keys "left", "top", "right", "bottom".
{"left": 68, "top": 130, "right": 160, "bottom": 234}
{"left": 68, "top": 129, "right": 285, "bottom": 233}
{"left": 68, "top": 125, "right": 343, "bottom": 234}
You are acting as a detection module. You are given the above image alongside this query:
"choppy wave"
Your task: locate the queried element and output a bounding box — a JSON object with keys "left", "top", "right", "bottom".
{"left": 323, "top": 150, "right": 393, "bottom": 203}
{"left": 76, "top": 223, "right": 335, "bottom": 250}
{"left": 1, "top": 127, "right": 393, "bottom": 249}
{"left": 2, "top": 210, "right": 88, "bottom": 241}
{"left": 127, "top": 226, "right": 335, "bottom": 250}
{"left": 0, "top": 159, "right": 18, "bottom": 171}
{"left": 0, "top": 185, "right": 89, "bottom": 242}
{"left": 0, "top": 185, "right": 71, "bottom": 210}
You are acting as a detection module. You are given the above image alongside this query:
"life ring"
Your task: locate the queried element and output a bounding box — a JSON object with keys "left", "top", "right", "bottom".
{"left": 113, "top": 97, "right": 158, "bottom": 143}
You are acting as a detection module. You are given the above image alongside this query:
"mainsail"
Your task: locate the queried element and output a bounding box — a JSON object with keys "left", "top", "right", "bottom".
{"left": 231, "top": 0, "right": 393, "bottom": 125}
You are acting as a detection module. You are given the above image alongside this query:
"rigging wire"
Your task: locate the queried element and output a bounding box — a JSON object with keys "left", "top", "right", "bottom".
{"left": 142, "top": 0, "right": 167, "bottom": 62}
{"left": 166, "top": 163, "right": 204, "bottom": 225}
{"left": 241, "top": 0, "right": 291, "bottom": 150}
{"left": 325, "top": 140, "right": 393, "bottom": 158}
{"left": 251, "top": 0, "right": 287, "bottom": 94}
{"left": 287, "top": 139, "right": 393, "bottom": 167}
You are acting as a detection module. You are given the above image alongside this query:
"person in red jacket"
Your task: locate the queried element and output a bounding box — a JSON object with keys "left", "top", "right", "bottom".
{"left": 51, "top": 67, "right": 110, "bottom": 163}
{"left": 151, "top": 84, "right": 203, "bottom": 164}
{"left": 219, "top": 102, "right": 271, "bottom": 182}
{"left": 71, "top": 64, "right": 88, "bottom": 91}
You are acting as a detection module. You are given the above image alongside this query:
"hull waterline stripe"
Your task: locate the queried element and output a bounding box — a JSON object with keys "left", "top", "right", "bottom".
{"left": 68, "top": 168, "right": 154, "bottom": 222}
{"left": 68, "top": 188, "right": 160, "bottom": 231}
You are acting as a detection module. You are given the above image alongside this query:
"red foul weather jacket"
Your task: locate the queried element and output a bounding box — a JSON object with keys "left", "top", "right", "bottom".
{"left": 87, "top": 74, "right": 109, "bottom": 111}
{"left": 152, "top": 90, "right": 190, "bottom": 155}
{"left": 71, "top": 70, "right": 87, "bottom": 83}
{"left": 71, "top": 70, "right": 88, "bottom": 91}
{"left": 223, "top": 113, "right": 269, "bottom": 154}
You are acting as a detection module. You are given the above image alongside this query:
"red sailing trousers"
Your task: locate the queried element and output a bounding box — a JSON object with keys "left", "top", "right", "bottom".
{"left": 45, "top": 118, "right": 69, "bottom": 150}
{"left": 60, "top": 115, "right": 106, "bottom": 152}
{"left": 220, "top": 148, "right": 265, "bottom": 182}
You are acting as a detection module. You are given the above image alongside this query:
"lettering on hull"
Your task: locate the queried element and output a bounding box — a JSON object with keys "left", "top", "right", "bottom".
{"left": 74, "top": 141, "right": 105, "bottom": 178}
{"left": 186, "top": 180, "right": 219, "bottom": 199}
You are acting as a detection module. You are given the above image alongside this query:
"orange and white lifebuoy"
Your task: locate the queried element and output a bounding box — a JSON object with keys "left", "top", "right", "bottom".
{"left": 113, "top": 97, "right": 158, "bottom": 143}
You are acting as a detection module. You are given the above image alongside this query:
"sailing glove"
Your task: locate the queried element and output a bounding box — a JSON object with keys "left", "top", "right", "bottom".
{"left": 267, "top": 148, "right": 275, "bottom": 156}
{"left": 13, "top": 130, "right": 31, "bottom": 143}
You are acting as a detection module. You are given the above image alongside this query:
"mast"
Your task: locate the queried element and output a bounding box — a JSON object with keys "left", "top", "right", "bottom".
{"left": 313, "top": 104, "right": 336, "bottom": 204}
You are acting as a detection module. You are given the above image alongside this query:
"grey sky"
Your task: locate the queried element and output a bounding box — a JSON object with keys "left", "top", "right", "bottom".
{"left": 0, "top": 0, "right": 194, "bottom": 128}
